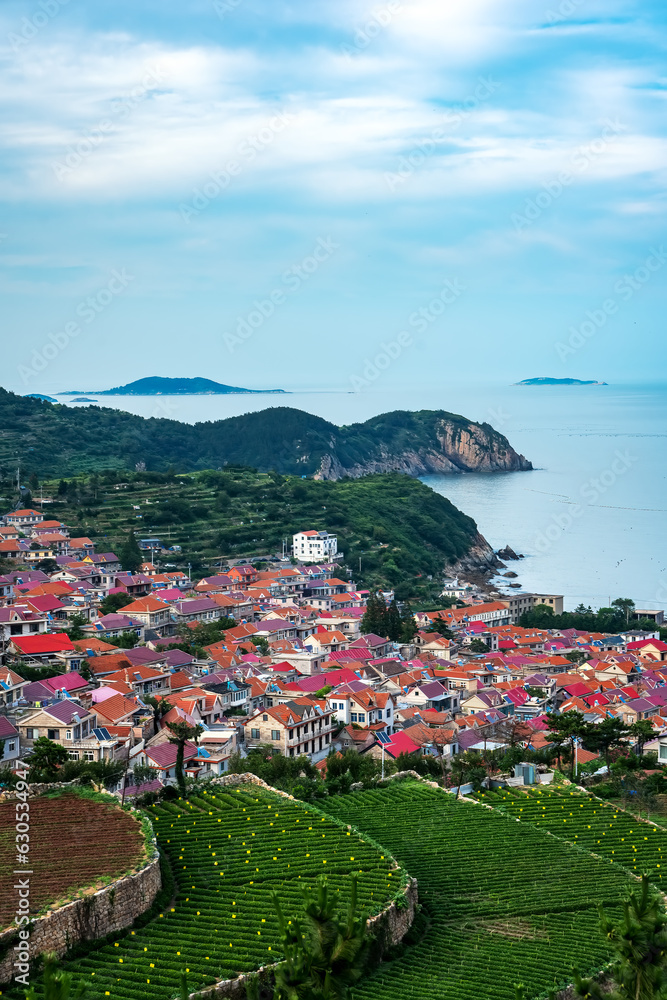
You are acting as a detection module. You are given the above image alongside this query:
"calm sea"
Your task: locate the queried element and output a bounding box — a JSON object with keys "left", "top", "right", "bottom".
{"left": 59, "top": 383, "right": 667, "bottom": 612}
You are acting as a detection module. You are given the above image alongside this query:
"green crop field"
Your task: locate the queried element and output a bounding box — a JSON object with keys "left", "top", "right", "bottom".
{"left": 323, "top": 780, "right": 640, "bottom": 1000}
{"left": 477, "top": 786, "right": 667, "bottom": 880}
{"left": 12, "top": 785, "right": 397, "bottom": 1000}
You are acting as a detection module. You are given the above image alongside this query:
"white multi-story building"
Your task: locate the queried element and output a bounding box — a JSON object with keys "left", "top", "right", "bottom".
{"left": 293, "top": 530, "right": 338, "bottom": 564}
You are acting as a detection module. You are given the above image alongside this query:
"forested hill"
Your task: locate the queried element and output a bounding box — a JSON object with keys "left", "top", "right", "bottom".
{"left": 0, "top": 389, "right": 531, "bottom": 479}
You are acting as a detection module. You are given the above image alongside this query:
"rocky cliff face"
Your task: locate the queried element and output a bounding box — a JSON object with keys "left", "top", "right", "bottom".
{"left": 314, "top": 416, "right": 532, "bottom": 480}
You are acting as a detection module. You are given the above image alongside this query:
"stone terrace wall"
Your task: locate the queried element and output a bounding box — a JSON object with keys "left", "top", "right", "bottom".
{"left": 0, "top": 855, "right": 161, "bottom": 984}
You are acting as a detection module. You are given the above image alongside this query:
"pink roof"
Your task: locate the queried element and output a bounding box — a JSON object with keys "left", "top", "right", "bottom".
{"left": 381, "top": 730, "right": 420, "bottom": 759}
{"left": 43, "top": 671, "right": 87, "bottom": 693}
{"left": 146, "top": 740, "right": 198, "bottom": 768}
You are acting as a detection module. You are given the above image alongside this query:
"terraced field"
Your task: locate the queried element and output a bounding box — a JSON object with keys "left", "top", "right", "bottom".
{"left": 16, "top": 785, "right": 397, "bottom": 1000}
{"left": 477, "top": 786, "right": 667, "bottom": 880}
{"left": 0, "top": 792, "right": 146, "bottom": 928}
{"left": 324, "top": 780, "right": 638, "bottom": 1000}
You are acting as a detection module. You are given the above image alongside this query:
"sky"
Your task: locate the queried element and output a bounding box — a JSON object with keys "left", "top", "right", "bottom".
{"left": 1, "top": 0, "right": 666, "bottom": 393}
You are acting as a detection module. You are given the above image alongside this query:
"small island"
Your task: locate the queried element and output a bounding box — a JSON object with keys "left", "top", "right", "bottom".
{"left": 514, "top": 377, "right": 608, "bottom": 386}
{"left": 58, "top": 376, "right": 288, "bottom": 396}
{"left": 71, "top": 397, "right": 98, "bottom": 403}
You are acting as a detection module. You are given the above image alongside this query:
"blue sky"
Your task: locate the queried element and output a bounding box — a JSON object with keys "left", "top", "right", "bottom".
{"left": 1, "top": 0, "right": 666, "bottom": 393}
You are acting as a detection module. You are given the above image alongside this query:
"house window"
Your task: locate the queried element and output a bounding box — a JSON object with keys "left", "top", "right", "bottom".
{"left": 358, "top": 713, "right": 365, "bottom": 723}
{"left": 271, "top": 730, "right": 280, "bottom": 741}
{"left": 338, "top": 703, "right": 345, "bottom": 711}
{"left": 8, "top": 741, "right": 16, "bottom": 753}
{"left": 262, "top": 714, "right": 268, "bottom": 721}
{"left": 47, "top": 729, "right": 59, "bottom": 740}
{"left": 251, "top": 728, "right": 260, "bottom": 739}
{"left": 351, "top": 713, "right": 358, "bottom": 722}
{"left": 26, "top": 728, "right": 35, "bottom": 740}
{"left": 84, "top": 751, "right": 95, "bottom": 761}
{"left": 66, "top": 730, "right": 72, "bottom": 740}
{"left": 68, "top": 750, "right": 79, "bottom": 760}
{"left": 660, "top": 745, "right": 667, "bottom": 761}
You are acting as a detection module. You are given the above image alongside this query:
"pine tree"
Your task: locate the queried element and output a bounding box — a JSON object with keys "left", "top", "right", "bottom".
{"left": 25, "top": 953, "right": 86, "bottom": 1000}
{"left": 385, "top": 600, "right": 403, "bottom": 641}
{"left": 272, "top": 875, "right": 370, "bottom": 1000}
{"left": 574, "top": 875, "right": 667, "bottom": 1000}
{"left": 399, "top": 602, "right": 418, "bottom": 643}
{"left": 360, "top": 594, "right": 387, "bottom": 636}
{"left": 119, "top": 529, "right": 143, "bottom": 573}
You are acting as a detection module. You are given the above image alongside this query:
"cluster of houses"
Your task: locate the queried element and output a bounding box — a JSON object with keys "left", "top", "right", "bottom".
{"left": 1, "top": 508, "right": 666, "bottom": 794}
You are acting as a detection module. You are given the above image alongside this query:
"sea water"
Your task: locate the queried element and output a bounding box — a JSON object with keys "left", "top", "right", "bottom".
{"left": 58, "top": 383, "right": 667, "bottom": 611}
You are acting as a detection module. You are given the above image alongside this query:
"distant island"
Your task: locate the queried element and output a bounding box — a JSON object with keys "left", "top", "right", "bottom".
{"left": 57, "top": 376, "right": 288, "bottom": 396}
{"left": 515, "top": 377, "right": 608, "bottom": 386}
{"left": 71, "top": 397, "right": 97, "bottom": 403}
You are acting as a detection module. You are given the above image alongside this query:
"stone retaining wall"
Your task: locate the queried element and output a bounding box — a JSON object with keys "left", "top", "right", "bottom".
{"left": 0, "top": 854, "right": 161, "bottom": 984}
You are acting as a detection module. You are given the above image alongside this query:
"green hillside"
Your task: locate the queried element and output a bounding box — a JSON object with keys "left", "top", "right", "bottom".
{"left": 36, "top": 468, "right": 480, "bottom": 596}
{"left": 0, "top": 389, "right": 530, "bottom": 478}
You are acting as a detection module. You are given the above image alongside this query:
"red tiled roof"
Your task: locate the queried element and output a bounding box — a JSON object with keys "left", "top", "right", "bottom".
{"left": 10, "top": 633, "right": 75, "bottom": 654}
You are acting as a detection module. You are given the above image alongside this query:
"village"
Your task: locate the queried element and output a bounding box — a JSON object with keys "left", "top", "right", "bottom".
{"left": 1, "top": 508, "right": 665, "bottom": 796}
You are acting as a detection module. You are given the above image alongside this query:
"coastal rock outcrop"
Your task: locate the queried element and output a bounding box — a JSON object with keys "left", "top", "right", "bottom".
{"left": 314, "top": 415, "right": 532, "bottom": 480}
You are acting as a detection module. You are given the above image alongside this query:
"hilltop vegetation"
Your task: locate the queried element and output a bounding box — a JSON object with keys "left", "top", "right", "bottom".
{"left": 31, "top": 467, "right": 480, "bottom": 598}
{"left": 0, "top": 389, "right": 530, "bottom": 479}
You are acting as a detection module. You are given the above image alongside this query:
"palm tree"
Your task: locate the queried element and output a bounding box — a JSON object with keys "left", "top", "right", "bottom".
{"left": 166, "top": 719, "right": 203, "bottom": 795}
{"left": 144, "top": 694, "right": 172, "bottom": 736}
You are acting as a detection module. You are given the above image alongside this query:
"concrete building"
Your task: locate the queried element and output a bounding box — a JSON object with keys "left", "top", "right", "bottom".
{"left": 501, "top": 593, "right": 564, "bottom": 623}
{"left": 292, "top": 530, "right": 338, "bottom": 564}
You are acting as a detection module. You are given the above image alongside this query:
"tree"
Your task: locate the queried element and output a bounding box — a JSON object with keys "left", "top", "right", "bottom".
{"left": 132, "top": 763, "right": 158, "bottom": 786}
{"left": 630, "top": 720, "right": 656, "bottom": 757}
{"left": 79, "top": 660, "right": 93, "bottom": 682}
{"left": 251, "top": 636, "right": 270, "bottom": 657}
{"left": 582, "top": 716, "right": 630, "bottom": 773}
{"left": 360, "top": 593, "right": 387, "bottom": 637}
{"left": 27, "top": 738, "right": 68, "bottom": 782}
{"left": 424, "top": 616, "right": 454, "bottom": 639}
{"left": 36, "top": 558, "right": 59, "bottom": 573}
{"left": 385, "top": 600, "right": 403, "bottom": 642}
{"left": 272, "top": 875, "right": 370, "bottom": 1000}
{"left": 573, "top": 876, "right": 667, "bottom": 1000}
{"left": 25, "top": 952, "right": 86, "bottom": 1000}
{"left": 399, "top": 602, "right": 418, "bottom": 643}
{"left": 545, "top": 711, "right": 590, "bottom": 781}
{"left": 119, "top": 529, "right": 142, "bottom": 573}
{"left": 612, "top": 597, "right": 636, "bottom": 625}
{"left": 144, "top": 694, "right": 173, "bottom": 736}
{"left": 166, "top": 719, "right": 203, "bottom": 794}
{"left": 115, "top": 630, "right": 140, "bottom": 649}
{"left": 99, "top": 592, "right": 133, "bottom": 616}
{"left": 66, "top": 613, "right": 88, "bottom": 642}
{"left": 468, "top": 639, "right": 490, "bottom": 653}
{"left": 57, "top": 479, "right": 68, "bottom": 496}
